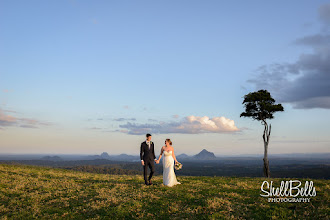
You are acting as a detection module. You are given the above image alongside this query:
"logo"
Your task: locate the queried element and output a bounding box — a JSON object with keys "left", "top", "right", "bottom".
{"left": 260, "top": 180, "right": 316, "bottom": 203}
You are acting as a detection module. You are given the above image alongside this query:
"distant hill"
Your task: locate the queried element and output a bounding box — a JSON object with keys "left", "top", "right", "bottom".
{"left": 88, "top": 150, "right": 217, "bottom": 161}
{"left": 2, "top": 152, "right": 329, "bottom": 162}
{"left": 86, "top": 152, "right": 111, "bottom": 160}
{"left": 40, "top": 156, "right": 62, "bottom": 161}
{"left": 115, "top": 154, "right": 138, "bottom": 161}
{"left": 194, "top": 149, "right": 216, "bottom": 160}
{"left": 84, "top": 153, "right": 140, "bottom": 161}
{"left": 177, "top": 153, "right": 189, "bottom": 159}
{"left": 100, "top": 152, "right": 110, "bottom": 159}
{"left": 86, "top": 155, "right": 103, "bottom": 160}
{"left": 35, "top": 150, "right": 217, "bottom": 162}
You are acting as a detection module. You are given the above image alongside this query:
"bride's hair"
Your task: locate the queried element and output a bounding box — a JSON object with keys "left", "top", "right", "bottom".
{"left": 166, "top": 139, "right": 172, "bottom": 145}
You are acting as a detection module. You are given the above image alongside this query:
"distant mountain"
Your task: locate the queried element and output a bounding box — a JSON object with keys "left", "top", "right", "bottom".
{"left": 194, "top": 149, "right": 216, "bottom": 160}
{"left": 100, "top": 152, "right": 110, "bottom": 159}
{"left": 86, "top": 152, "right": 111, "bottom": 160}
{"left": 40, "top": 156, "right": 62, "bottom": 161}
{"left": 177, "top": 153, "right": 189, "bottom": 159}
{"left": 83, "top": 150, "right": 217, "bottom": 162}
{"left": 83, "top": 153, "right": 140, "bottom": 161}
{"left": 86, "top": 155, "right": 102, "bottom": 160}
{"left": 114, "top": 154, "right": 139, "bottom": 161}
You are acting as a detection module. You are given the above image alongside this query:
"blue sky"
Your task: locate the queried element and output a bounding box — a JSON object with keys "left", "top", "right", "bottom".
{"left": 1, "top": 0, "right": 329, "bottom": 155}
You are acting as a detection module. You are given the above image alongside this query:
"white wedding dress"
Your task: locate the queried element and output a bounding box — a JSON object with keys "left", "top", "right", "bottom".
{"left": 162, "top": 150, "right": 181, "bottom": 187}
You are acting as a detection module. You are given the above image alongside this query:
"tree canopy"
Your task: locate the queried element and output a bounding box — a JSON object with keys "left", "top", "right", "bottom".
{"left": 240, "top": 90, "right": 284, "bottom": 122}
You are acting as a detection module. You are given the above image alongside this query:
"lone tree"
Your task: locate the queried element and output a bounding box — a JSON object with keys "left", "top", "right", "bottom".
{"left": 240, "top": 90, "right": 284, "bottom": 178}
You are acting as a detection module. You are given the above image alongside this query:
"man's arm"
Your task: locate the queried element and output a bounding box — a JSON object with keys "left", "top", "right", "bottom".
{"left": 140, "top": 143, "right": 144, "bottom": 161}
{"left": 153, "top": 144, "right": 156, "bottom": 160}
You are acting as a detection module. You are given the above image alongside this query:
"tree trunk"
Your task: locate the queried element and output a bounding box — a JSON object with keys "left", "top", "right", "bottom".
{"left": 262, "top": 121, "right": 271, "bottom": 178}
{"left": 263, "top": 141, "right": 270, "bottom": 178}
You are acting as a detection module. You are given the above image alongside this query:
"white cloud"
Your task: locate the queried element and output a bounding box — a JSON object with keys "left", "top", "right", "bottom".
{"left": 113, "top": 117, "right": 136, "bottom": 122}
{"left": 0, "top": 108, "right": 51, "bottom": 129}
{"left": 0, "top": 109, "right": 17, "bottom": 126}
{"left": 119, "top": 115, "right": 240, "bottom": 135}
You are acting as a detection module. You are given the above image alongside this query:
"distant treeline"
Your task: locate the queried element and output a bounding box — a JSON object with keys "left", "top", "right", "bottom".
{"left": 0, "top": 159, "right": 329, "bottom": 179}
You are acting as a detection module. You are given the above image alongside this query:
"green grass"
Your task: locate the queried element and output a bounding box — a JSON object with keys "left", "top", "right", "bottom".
{"left": 0, "top": 163, "right": 329, "bottom": 219}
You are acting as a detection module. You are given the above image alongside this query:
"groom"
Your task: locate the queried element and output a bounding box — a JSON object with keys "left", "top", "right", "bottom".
{"left": 140, "top": 133, "right": 158, "bottom": 185}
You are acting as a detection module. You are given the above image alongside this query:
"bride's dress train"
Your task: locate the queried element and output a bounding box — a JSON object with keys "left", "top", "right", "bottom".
{"left": 162, "top": 151, "right": 181, "bottom": 187}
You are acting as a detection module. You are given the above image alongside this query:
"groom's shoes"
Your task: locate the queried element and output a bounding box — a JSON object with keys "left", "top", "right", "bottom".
{"left": 145, "top": 181, "right": 149, "bottom": 186}
{"left": 148, "top": 180, "right": 153, "bottom": 185}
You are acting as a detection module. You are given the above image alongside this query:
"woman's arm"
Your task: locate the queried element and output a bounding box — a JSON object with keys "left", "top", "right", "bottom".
{"left": 157, "top": 146, "right": 164, "bottom": 161}
{"left": 172, "top": 148, "right": 178, "bottom": 163}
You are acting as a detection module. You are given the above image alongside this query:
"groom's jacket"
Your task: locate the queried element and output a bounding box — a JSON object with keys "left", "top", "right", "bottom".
{"left": 140, "top": 141, "right": 156, "bottom": 162}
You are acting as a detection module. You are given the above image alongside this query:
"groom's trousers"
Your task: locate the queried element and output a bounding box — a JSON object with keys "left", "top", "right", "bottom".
{"left": 143, "top": 160, "right": 155, "bottom": 183}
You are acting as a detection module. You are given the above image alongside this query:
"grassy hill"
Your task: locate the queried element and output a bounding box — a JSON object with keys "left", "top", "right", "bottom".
{"left": 0, "top": 164, "right": 328, "bottom": 219}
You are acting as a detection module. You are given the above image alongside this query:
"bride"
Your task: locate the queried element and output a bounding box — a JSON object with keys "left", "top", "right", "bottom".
{"left": 155, "top": 139, "right": 181, "bottom": 187}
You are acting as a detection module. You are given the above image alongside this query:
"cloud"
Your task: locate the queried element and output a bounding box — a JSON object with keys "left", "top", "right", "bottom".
{"left": 118, "top": 115, "right": 240, "bottom": 135}
{"left": 20, "top": 125, "right": 38, "bottom": 129}
{"left": 113, "top": 118, "right": 136, "bottom": 122}
{"left": 0, "top": 108, "right": 52, "bottom": 129}
{"left": 293, "top": 34, "right": 330, "bottom": 48}
{"left": 89, "top": 127, "right": 102, "bottom": 130}
{"left": 3, "top": 109, "right": 17, "bottom": 113}
{"left": 20, "top": 118, "right": 51, "bottom": 126}
{"left": 110, "top": 129, "right": 129, "bottom": 133}
{"left": 319, "top": 3, "right": 330, "bottom": 26}
{"left": 288, "top": 97, "right": 330, "bottom": 109}
{"left": 247, "top": 4, "right": 330, "bottom": 109}
{"left": 87, "top": 117, "right": 136, "bottom": 122}
{"left": 172, "top": 114, "right": 179, "bottom": 119}
{"left": 0, "top": 109, "right": 16, "bottom": 127}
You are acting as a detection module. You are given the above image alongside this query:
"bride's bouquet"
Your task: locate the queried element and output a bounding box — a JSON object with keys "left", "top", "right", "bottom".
{"left": 175, "top": 161, "right": 182, "bottom": 170}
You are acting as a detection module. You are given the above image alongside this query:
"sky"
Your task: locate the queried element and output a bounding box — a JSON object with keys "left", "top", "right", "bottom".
{"left": 1, "top": 0, "right": 329, "bottom": 156}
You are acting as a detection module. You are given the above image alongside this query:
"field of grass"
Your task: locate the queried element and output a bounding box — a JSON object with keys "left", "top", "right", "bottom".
{"left": 0, "top": 163, "right": 329, "bottom": 219}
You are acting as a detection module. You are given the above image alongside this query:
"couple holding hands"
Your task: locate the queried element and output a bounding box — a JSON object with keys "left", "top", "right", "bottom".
{"left": 140, "top": 133, "right": 181, "bottom": 187}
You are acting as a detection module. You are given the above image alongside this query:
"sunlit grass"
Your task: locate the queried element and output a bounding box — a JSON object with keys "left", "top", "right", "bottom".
{"left": 0, "top": 163, "right": 329, "bottom": 219}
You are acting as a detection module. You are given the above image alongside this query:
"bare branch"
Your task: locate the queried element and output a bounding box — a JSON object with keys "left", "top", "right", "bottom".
{"left": 267, "top": 124, "right": 272, "bottom": 142}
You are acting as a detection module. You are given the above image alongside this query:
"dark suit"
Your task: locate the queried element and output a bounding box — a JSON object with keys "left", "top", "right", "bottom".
{"left": 140, "top": 141, "right": 156, "bottom": 183}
